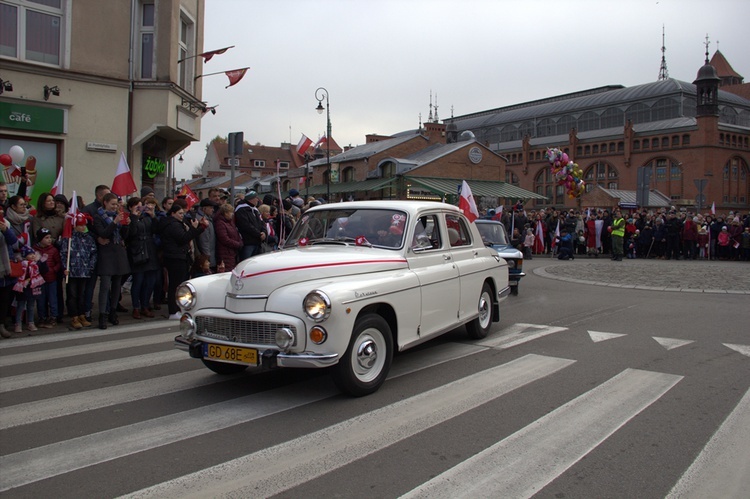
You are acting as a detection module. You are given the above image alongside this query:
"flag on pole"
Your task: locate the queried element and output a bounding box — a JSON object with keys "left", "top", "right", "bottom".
{"left": 314, "top": 135, "right": 328, "bottom": 149}
{"left": 534, "top": 220, "right": 546, "bottom": 254}
{"left": 199, "top": 46, "right": 233, "bottom": 63}
{"left": 296, "top": 134, "right": 313, "bottom": 157}
{"left": 551, "top": 220, "right": 560, "bottom": 249}
{"left": 50, "top": 167, "right": 63, "bottom": 196}
{"left": 178, "top": 183, "right": 200, "bottom": 210}
{"left": 63, "top": 190, "right": 79, "bottom": 239}
{"left": 111, "top": 152, "right": 137, "bottom": 196}
{"left": 711, "top": 201, "right": 716, "bottom": 215}
{"left": 224, "top": 67, "right": 249, "bottom": 88}
{"left": 458, "top": 180, "right": 479, "bottom": 223}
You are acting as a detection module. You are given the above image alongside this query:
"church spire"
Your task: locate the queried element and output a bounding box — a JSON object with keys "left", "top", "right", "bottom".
{"left": 428, "top": 90, "right": 433, "bottom": 123}
{"left": 658, "top": 25, "right": 669, "bottom": 81}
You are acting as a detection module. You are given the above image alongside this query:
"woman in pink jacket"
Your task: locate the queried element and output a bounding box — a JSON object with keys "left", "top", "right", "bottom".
{"left": 214, "top": 203, "right": 242, "bottom": 272}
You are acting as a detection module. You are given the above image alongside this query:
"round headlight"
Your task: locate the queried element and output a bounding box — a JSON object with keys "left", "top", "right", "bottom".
{"left": 176, "top": 283, "right": 196, "bottom": 310}
{"left": 275, "top": 328, "right": 294, "bottom": 352}
{"left": 303, "top": 290, "right": 331, "bottom": 322}
{"left": 180, "top": 314, "right": 196, "bottom": 339}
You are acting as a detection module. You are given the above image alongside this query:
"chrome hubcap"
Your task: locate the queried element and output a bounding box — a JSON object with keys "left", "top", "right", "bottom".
{"left": 356, "top": 339, "right": 377, "bottom": 370}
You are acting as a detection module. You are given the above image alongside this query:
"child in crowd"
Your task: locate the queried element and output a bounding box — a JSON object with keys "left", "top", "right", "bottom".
{"left": 190, "top": 254, "right": 211, "bottom": 279}
{"left": 13, "top": 244, "right": 46, "bottom": 333}
{"left": 61, "top": 213, "right": 97, "bottom": 330}
{"left": 523, "top": 228, "right": 534, "bottom": 259}
{"left": 626, "top": 230, "right": 638, "bottom": 259}
{"left": 697, "top": 226, "right": 709, "bottom": 260}
{"left": 33, "top": 227, "right": 61, "bottom": 328}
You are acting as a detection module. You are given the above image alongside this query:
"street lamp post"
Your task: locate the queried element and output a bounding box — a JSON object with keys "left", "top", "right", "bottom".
{"left": 315, "top": 87, "right": 331, "bottom": 203}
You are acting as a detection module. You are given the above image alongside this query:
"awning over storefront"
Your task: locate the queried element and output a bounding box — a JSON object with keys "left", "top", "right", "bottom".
{"left": 404, "top": 177, "right": 547, "bottom": 200}
{"left": 300, "top": 177, "right": 396, "bottom": 196}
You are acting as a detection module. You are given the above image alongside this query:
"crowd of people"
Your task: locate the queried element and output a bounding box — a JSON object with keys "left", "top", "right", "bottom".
{"left": 0, "top": 182, "right": 314, "bottom": 338}
{"left": 489, "top": 205, "right": 750, "bottom": 262}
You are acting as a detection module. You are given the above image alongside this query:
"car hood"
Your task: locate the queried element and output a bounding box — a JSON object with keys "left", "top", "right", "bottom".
{"left": 229, "top": 246, "right": 408, "bottom": 293}
{"left": 489, "top": 244, "right": 523, "bottom": 258}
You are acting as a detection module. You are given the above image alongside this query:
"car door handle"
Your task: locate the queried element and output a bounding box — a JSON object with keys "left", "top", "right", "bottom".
{"left": 443, "top": 254, "right": 452, "bottom": 261}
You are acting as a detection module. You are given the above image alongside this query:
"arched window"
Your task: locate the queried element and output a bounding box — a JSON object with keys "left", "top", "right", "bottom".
{"left": 578, "top": 111, "right": 599, "bottom": 132}
{"left": 534, "top": 167, "right": 561, "bottom": 205}
{"left": 557, "top": 115, "right": 576, "bottom": 135}
{"left": 723, "top": 156, "right": 749, "bottom": 204}
{"left": 601, "top": 107, "right": 624, "bottom": 129}
{"left": 519, "top": 121, "right": 533, "bottom": 138}
{"left": 643, "top": 157, "right": 682, "bottom": 200}
{"left": 500, "top": 124, "right": 518, "bottom": 142}
{"left": 341, "top": 166, "right": 355, "bottom": 183}
{"left": 485, "top": 127, "right": 501, "bottom": 144}
{"left": 738, "top": 110, "right": 750, "bottom": 127}
{"left": 536, "top": 118, "right": 554, "bottom": 138}
{"left": 653, "top": 98, "right": 679, "bottom": 121}
{"left": 583, "top": 161, "right": 619, "bottom": 191}
{"left": 505, "top": 170, "right": 519, "bottom": 185}
{"left": 625, "top": 102, "right": 650, "bottom": 124}
{"left": 720, "top": 107, "right": 739, "bottom": 125}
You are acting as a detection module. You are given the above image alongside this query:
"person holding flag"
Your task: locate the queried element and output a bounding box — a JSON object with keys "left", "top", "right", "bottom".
{"left": 61, "top": 194, "right": 96, "bottom": 330}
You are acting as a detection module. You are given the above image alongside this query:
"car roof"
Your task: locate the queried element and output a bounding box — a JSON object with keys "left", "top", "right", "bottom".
{"left": 304, "top": 200, "right": 461, "bottom": 218}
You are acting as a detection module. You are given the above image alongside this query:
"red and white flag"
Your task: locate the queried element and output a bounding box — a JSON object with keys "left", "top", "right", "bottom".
{"left": 551, "top": 219, "right": 560, "bottom": 249}
{"left": 710, "top": 201, "right": 716, "bottom": 215}
{"left": 296, "top": 134, "right": 313, "bottom": 157}
{"left": 50, "top": 167, "right": 63, "bottom": 196}
{"left": 111, "top": 152, "right": 137, "bottom": 196}
{"left": 458, "top": 180, "right": 479, "bottom": 223}
{"left": 224, "top": 67, "right": 249, "bottom": 88}
{"left": 534, "top": 219, "right": 546, "bottom": 254}
{"left": 62, "top": 190, "right": 78, "bottom": 239}
{"left": 179, "top": 183, "right": 200, "bottom": 210}
{"left": 314, "top": 135, "right": 328, "bottom": 149}
{"left": 199, "top": 45, "right": 233, "bottom": 63}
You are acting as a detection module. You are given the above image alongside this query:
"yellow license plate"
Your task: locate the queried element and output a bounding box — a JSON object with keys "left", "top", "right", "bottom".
{"left": 203, "top": 344, "right": 258, "bottom": 366}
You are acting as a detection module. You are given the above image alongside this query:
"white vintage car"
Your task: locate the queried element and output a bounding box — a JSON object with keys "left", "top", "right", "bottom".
{"left": 175, "top": 200, "right": 510, "bottom": 396}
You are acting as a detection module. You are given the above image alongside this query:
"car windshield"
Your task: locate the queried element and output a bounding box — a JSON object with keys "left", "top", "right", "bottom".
{"left": 476, "top": 222, "right": 509, "bottom": 245}
{"left": 285, "top": 208, "right": 407, "bottom": 249}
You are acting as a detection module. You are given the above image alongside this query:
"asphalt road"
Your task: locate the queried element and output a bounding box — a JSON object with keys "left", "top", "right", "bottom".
{"left": 0, "top": 257, "right": 748, "bottom": 498}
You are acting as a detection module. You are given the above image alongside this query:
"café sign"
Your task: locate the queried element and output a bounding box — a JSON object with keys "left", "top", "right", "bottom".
{"left": 0, "top": 102, "right": 66, "bottom": 134}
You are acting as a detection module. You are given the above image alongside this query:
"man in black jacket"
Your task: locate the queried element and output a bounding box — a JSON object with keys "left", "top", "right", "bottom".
{"left": 235, "top": 190, "right": 266, "bottom": 260}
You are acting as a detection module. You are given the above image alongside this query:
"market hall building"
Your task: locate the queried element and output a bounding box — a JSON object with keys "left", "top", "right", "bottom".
{"left": 445, "top": 50, "right": 750, "bottom": 214}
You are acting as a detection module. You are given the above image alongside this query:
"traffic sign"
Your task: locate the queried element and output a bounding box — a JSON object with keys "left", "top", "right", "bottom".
{"left": 695, "top": 194, "right": 706, "bottom": 207}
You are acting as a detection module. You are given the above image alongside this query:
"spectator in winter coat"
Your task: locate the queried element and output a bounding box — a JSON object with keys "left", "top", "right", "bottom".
{"left": 32, "top": 192, "right": 66, "bottom": 243}
{"left": 717, "top": 226, "right": 731, "bottom": 260}
{"left": 61, "top": 213, "right": 97, "bottom": 329}
{"left": 32, "top": 227, "right": 61, "bottom": 328}
{"left": 234, "top": 191, "right": 267, "bottom": 260}
{"left": 0, "top": 208, "right": 18, "bottom": 338}
{"left": 93, "top": 192, "right": 130, "bottom": 329}
{"left": 214, "top": 203, "right": 242, "bottom": 272}
{"left": 682, "top": 216, "right": 699, "bottom": 260}
{"left": 160, "top": 204, "right": 205, "bottom": 319}
{"left": 194, "top": 198, "right": 217, "bottom": 268}
{"left": 125, "top": 197, "right": 160, "bottom": 319}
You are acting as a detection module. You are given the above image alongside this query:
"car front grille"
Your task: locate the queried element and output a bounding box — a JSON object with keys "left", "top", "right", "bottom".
{"left": 196, "top": 316, "right": 298, "bottom": 346}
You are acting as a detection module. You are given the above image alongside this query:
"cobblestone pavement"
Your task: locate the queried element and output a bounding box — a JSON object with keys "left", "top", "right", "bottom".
{"left": 532, "top": 257, "right": 750, "bottom": 294}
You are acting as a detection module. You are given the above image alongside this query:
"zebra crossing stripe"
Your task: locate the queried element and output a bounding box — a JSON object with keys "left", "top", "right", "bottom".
{"left": 666, "top": 387, "right": 750, "bottom": 498}
{"left": 0, "top": 332, "right": 176, "bottom": 367}
{"left": 402, "top": 368, "right": 683, "bottom": 498}
{"left": 0, "top": 321, "right": 175, "bottom": 350}
{"left": 123, "top": 354, "right": 575, "bottom": 499}
{"left": 476, "top": 323, "right": 568, "bottom": 349}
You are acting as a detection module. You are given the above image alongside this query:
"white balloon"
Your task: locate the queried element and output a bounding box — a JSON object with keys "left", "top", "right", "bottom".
{"left": 9, "top": 145, "right": 24, "bottom": 164}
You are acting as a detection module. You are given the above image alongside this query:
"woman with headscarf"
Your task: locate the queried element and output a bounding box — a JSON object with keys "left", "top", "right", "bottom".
{"left": 93, "top": 192, "right": 130, "bottom": 329}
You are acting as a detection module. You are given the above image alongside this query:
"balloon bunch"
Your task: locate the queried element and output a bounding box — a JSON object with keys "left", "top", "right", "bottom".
{"left": 0, "top": 145, "right": 25, "bottom": 169}
{"left": 545, "top": 147, "right": 585, "bottom": 199}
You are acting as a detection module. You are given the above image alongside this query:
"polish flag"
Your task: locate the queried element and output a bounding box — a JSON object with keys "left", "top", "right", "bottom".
{"left": 199, "top": 46, "right": 233, "bottom": 63}
{"left": 710, "top": 201, "right": 716, "bottom": 215}
{"left": 314, "top": 135, "right": 328, "bottom": 149}
{"left": 62, "top": 190, "right": 78, "bottom": 239}
{"left": 534, "top": 220, "right": 546, "bottom": 254}
{"left": 296, "top": 134, "right": 313, "bottom": 157}
{"left": 50, "top": 167, "right": 63, "bottom": 196}
{"left": 111, "top": 152, "right": 138, "bottom": 196}
{"left": 179, "top": 183, "right": 200, "bottom": 210}
{"left": 551, "top": 219, "right": 560, "bottom": 249}
{"left": 458, "top": 180, "right": 479, "bottom": 223}
{"left": 224, "top": 67, "right": 249, "bottom": 88}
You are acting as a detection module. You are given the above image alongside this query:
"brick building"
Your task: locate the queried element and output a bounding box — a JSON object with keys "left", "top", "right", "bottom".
{"left": 446, "top": 49, "right": 750, "bottom": 214}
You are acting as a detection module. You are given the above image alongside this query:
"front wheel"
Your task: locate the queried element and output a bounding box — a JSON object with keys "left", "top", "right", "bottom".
{"left": 332, "top": 314, "right": 393, "bottom": 397}
{"left": 466, "top": 282, "right": 493, "bottom": 339}
{"left": 202, "top": 359, "right": 248, "bottom": 375}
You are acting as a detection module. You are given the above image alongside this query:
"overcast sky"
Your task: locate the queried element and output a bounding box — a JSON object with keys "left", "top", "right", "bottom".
{"left": 175, "top": 0, "right": 749, "bottom": 179}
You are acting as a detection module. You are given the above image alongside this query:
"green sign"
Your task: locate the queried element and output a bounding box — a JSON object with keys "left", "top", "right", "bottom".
{"left": 0, "top": 101, "right": 66, "bottom": 134}
{"left": 143, "top": 156, "right": 166, "bottom": 178}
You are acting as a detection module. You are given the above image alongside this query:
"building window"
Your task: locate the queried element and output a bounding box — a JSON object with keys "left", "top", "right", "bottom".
{"left": 653, "top": 98, "right": 679, "bottom": 121}
{"left": 618, "top": 142, "right": 624, "bottom": 152}
{"left": 178, "top": 12, "right": 195, "bottom": 92}
{"left": 682, "top": 134, "right": 690, "bottom": 145}
{"left": 535, "top": 169, "right": 559, "bottom": 206}
{"left": 254, "top": 160, "right": 265, "bottom": 168}
{"left": 139, "top": 1, "right": 155, "bottom": 79}
{"left": 633, "top": 140, "right": 640, "bottom": 150}
{"left": 642, "top": 140, "right": 649, "bottom": 149}
{"left": 672, "top": 136, "right": 679, "bottom": 147}
{"left": 662, "top": 137, "right": 669, "bottom": 148}
{"left": 485, "top": 127, "right": 501, "bottom": 144}
{"left": 278, "top": 161, "right": 289, "bottom": 169}
{"left": 625, "top": 103, "right": 651, "bottom": 124}
{"left": 505, "top": 170, "right": 519, "bottom": 185}
{"left": 536, "top": 118, "right": 554, "bottom": 138}
{"left": 341, "top": 166, "right": 354, "bottom": 182}
{"left": 600, "top": 107, "right": 624, "bottom": 129}
{"left": 645, "top": 158, "right": 682, "bottom": 199}
{"left": 652, "top": 138, "right": 659, "bottom": 148}
{"left": 1, "top": 0, "right": 64, "bottom": 65}
{"left": 500, "top": 125, "right": 518, "bottom": 142}
{"left": 519, "top": 121, "right": 533, "bottom": 139}
{"left": 578, "top": 111, "right": 599, "bottom": 132}
{"left": 583, "top": 161, "right": 619, "bottom": 190}
{"left": 556, "top": 115, "right": 576, "bottom": 135}
{"left": 593, "top": 145, "right": 599, "bottom": 154}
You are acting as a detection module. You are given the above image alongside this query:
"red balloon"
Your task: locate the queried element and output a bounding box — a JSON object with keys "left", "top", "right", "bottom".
{"left": 0, "top": 154, "right": 12, "bottom": 166}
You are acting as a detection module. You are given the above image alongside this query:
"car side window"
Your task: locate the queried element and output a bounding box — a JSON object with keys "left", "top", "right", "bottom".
{"left": 412, "top": 214, "right": 441, "bottom": 250}
{"left": 446, "top": 214, "right": 472, "bottom": 247}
